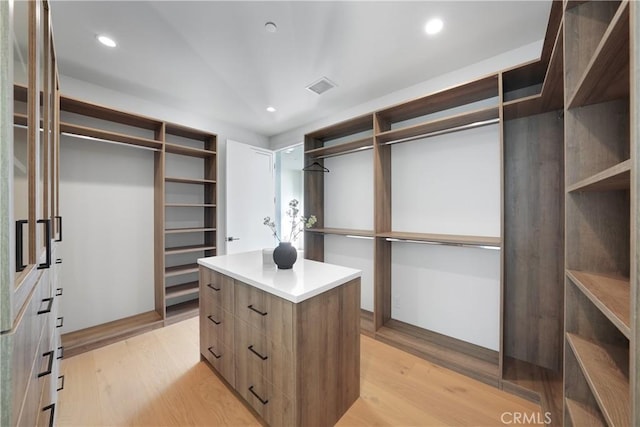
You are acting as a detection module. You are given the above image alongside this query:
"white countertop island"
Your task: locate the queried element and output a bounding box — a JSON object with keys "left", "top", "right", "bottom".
{"left": 197, "top": 250, "right": 361, "bottom": 303}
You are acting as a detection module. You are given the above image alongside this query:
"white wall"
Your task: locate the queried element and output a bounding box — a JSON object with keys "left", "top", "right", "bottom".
{"left": 269, "top": 40, "right": 542, "bottom": 150}
{"left": 60, "top": 136, "right": 155, "bottom": 333}
{"left": 59, "top": 76, "right": 270, "bottom": 255}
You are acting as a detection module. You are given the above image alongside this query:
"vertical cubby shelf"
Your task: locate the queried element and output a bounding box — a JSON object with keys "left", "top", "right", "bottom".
{"left": 163, "top": 124, "right": 217, "bottom": 323}
{"left": 563, "top": 1, "right": 636, "bottom": 426}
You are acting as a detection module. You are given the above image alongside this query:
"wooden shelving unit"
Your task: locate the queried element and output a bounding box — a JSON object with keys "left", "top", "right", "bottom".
{"left": 163, "top": 123, "right": 217, "bottom": 324}
{"left": 563, "top": 2, "right": 636, "bottom": 426}
{"left": 57, "top": 92, "right": 217, "bottom": 350}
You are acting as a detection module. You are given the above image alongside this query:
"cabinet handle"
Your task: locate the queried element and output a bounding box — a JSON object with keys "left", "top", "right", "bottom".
{"left": 207, "top": 283, "right": 220, "bottom": 291}
{"left": 208, "top": 346, "right": 221, "bottom": 359}
{"left": 248, "top": 345, "right": 268, "bottom": 361}
{"left": 207, "top": 315, "right": 220, "bottom": 325}
{"left": 42, "top": 403, "right": 55, "bottom": 427}
{"left": 55, "top": 216, "right": 62, "bottom": 242}
{"left": 248, "top": 386, "right": 269, "bottom": 405}
{"left": 15, "top": 220, "right": 28, "bottom": 272}
{"left": 247, "top": 305, "right": 267, "bottom": 316}
{"left": 57, "top": 375, "right": 65, "bottom": 391}
{"left": 38, "top": 297, "right": 54, "bottom": 315}
{"left": 55, "top": 258, "right": 62, "bottom": 264}
{"left": 56, "top": 317, "right": 64, "bottom": 328}
{"left": 38, "top": 350, "right": 54, "bottom": 377}
{"left": 57, "top": 346, "right": 64, "bottom": 360}
{"left": 55, "top": 288, "right": 63, "bottom": 296}
{"left": 37, "top": 219, "right": 52, "bottom": 270}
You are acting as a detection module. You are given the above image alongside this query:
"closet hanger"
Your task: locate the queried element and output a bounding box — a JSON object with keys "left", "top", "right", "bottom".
{"left": 302, "top": 161, "right": 330, "bottom": 173}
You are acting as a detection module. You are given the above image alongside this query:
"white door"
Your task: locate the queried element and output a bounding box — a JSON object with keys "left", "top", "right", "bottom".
{"left": 226, "top": 140, "right": 276, "bottom": 254}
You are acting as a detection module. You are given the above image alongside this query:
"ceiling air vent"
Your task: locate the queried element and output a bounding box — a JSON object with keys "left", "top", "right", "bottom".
{"left": 306, "top": 77, "right": 336, "bottom": 95}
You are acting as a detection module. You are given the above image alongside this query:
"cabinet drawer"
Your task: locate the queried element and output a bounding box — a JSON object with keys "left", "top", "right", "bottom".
{"left": 234, "top": 280, "right": 293, "bottom": 352}
{"left": 235, "top": 319, "right": 293, "bottom": 398}
{"left": 200, "top": 305, "right": 234, "bottom": 351}
{"left": 202, "top": 343, "right": 235, "bottom": 387}
{"left": 200, "top": 267, "right": 233, "bottom": 310}
{"left": 236, "top": 367, "right": 294, "bottom": 427}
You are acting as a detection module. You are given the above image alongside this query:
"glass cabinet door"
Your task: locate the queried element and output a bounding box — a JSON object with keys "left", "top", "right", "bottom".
{"left": 13, "top": 0, "right": 30, "bottom": 278}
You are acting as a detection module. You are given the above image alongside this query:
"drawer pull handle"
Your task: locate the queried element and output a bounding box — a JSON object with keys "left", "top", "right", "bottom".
{"left": 57, "top": 346, "right": 64, "bottom": 360}
{"left": 207, "top": 283, "right": 221, "bottom": 291}
{"left": 38, "top": 350, "right": 54, "bottom": 377}
{"left": 57, "top": 375, "right": 65, "bottom": 391}
{"left": 248, "top": 345, "right": 268, "bottom": 361}
{"left": 56, "top": 317, "right": 64, "bottom": 328}
{"left": 38, "top": 297, "right": 54, "bottom": 315}
{"left": 247, "top": 305, "right": 267, "bottom": 316}
{"left": 248, "top": 386, "right": 269, "bottom": 405}
{"left": 55, "top": 288, "right": 63, "bottom": 296}
{"left": 37, "top": 219, "right": 52, "bottom": 270}
{"left": 55, "top": 216, "right": 62, "bottom": 242}
{"left": 42, "top": 403, "right": 55, "bottom": 427}
{"left": 207, "top": 315, "right": 221, "bottom": 325}
{"left": 16, "top": 220, "right": 28, "bottom": 272}
{"left": 208, "top": 346, "right": 221, "bottom": 359}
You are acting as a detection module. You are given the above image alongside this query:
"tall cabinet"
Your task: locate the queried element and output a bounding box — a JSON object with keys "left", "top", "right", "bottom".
{"left": 1, "top": 0, "right": 64, "bottom": 425}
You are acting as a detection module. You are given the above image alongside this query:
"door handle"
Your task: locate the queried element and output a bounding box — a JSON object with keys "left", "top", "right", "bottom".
{"left": 226, "top": 237, "right": 240, "bottom": 242}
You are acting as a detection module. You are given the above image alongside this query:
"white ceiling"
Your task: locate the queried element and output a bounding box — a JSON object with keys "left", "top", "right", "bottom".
{"left": 49, "top": 1, "right": 552, "bottom": 137}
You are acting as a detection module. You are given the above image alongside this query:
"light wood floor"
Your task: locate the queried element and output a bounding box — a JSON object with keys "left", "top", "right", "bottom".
{"left": 58, "top": 317, "right": 543, "bottom": 426}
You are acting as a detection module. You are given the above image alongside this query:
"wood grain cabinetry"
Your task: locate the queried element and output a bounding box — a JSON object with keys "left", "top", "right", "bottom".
{"left": 563, "top": 1, "right": 637, "bottom": 425}
{"left": 199, "top": 265, "right": 360, "bottom": 427}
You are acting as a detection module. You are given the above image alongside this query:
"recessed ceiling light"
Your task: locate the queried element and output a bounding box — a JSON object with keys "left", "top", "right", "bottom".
{"left": 265, "top": 22, "right": 278, "bottom": 33}
{"left": 97, "top": 34, "right": 117, "bottom": 47}
{"left": 424, "top": 18, "right": 444, "bottom": 35}
{"left": 266, "top": 106, "right": 276, "bottom": 113}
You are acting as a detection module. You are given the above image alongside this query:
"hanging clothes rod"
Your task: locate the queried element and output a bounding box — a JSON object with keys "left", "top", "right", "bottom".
{"left": 345, "top": 235, "right": 374, "bottom": 240}
{"left": 382, "top": 118, "right": 499, "bottom": 146}
{"left": 60, "top": 131, "right": 160, "bottom": 152}
{"left": 313, "top": 145, "right": 373, "bottom": 160}
{"left": 385, "top": 237, "right": 500, "bottom": 250}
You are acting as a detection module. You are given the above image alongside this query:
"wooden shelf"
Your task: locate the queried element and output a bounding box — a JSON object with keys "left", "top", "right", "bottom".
{"left": 565, "top": 398, "right": 605, "bottom": 426}
{"left": 165, "top": 263, "right": 199, "bottom": 277}
{"left": 14, "top": 112, "right": 28, "bottom": 127}
{"left": 61, "top": 311, "right": 163, "bottom": 358}
{"left": 165, "top": 244, "right": 216, "bottom": 255}
{"left": 566, "top": 270, "right": 631, "bottom": 338}
{"left": 376, "top": 321, "right": 499, "bottom": 386}
{"left": 304, "top": 136, "right": 373, "bottom": 158}
{"left": 376, "top": 106, "right": 499, "bottom": 145}
{"left": 164, "top": 203, "right": 216, "bottom": 208}
{"left": 568, "top": 2, "right": 630, "bottom": 108}
{"left": 378, "top": 231, "right": 501, "bottom": 247}
{"left": 60, "top": 94, "right": 162, "bottom": 130}
{"left": 165, "top": 281, "right": 199, "bottom": 299}
{"left": 165, "top": 299, "right": 199, "bottom": 323}
{"left": 306, "top": 113, "right": 372, "bottom": 141}
{"left": 60, "top": 122, "right": 163, "bottom": 150}
{"left": 566, "top": 333, "right": 630, "bottom": 427}
{"left": 165, "top": 176, "right": 216, "bottom": 185}
{"left": 165, "top": 142, "right": 216, "bottom": 158}
{"left": 165, "top": 227, "right": 216, "bottom": 234}
{"left": 306, "top": 228, "right": 374, "bottom": 237}
{"left": 567, "top": 160, "right": 631, "bottom": 193}
{"left": 165, "top": 123, "right": 215, "bottom": 142}
{"left": 376, "top": 74, "right": 499, "bottom": 124}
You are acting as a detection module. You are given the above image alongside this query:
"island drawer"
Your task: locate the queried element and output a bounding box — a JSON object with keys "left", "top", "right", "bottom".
{"left": 236, "top": 364, "right": 294, "bottom": 427}
{"left": 235, "top": 318, "right": 294, "bottom": 398}
{"left": 200, "top": 305, "right": 234, "bottom": 351}
{"left": 202, "top": 342, "right": 235, "bottom": 387}
{"left": 200, "top": 267, "right": 234, "bottom": 310}
{"left": 234, "top": 280, "right": 293, "bottom": 351}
